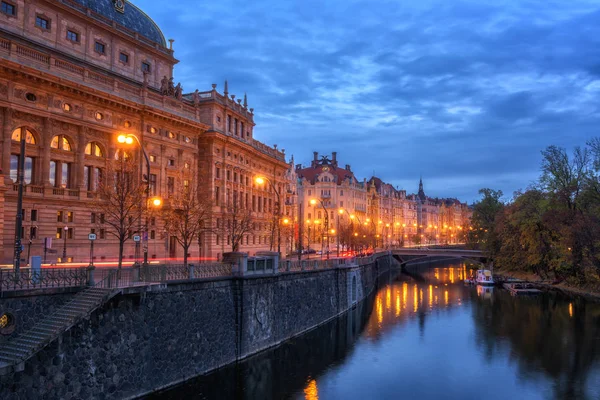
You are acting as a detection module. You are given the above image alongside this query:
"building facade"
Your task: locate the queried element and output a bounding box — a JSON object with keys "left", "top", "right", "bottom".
{"left": 0, "top": 0, "right": 287, "bottom": 264}
{"left": 294, "top": 152, "right": 472, "bottom": 252}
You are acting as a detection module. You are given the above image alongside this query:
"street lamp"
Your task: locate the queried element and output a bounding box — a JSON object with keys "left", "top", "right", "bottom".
{"left": 255, "top": 176, "right": 282, "bottom": 255}
{"left": 337, "top": 208, "right": 344, "bottom": 257}
{"left": 117, "top": 133, "right": 152, "bottom": 267}
{"left": 62, "top": 225, "right": 68, "bottom": 262}
{"left": 310, "top": 198, "right": 330, "bottom": 259}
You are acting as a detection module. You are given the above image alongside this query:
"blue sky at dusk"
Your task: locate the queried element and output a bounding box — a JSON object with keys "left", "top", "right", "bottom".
{"left": 138, "top": 0, "right": 600, "bottom": 203}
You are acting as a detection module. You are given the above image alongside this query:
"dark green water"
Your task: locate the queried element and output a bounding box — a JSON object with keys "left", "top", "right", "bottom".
{"left": 152, "top": 262, "right": 600, "bottom": 400}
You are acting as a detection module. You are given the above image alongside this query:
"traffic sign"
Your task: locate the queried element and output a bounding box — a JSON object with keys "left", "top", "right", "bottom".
{"left": 88, "top": 233, "right": 97, "bottom": 241}
{"left": 133, "top": 235, "right": 141, "bottom": 242}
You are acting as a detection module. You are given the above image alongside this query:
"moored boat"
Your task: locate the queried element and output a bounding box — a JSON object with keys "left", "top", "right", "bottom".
{"left": 476, "top": 269, "right": 495, "bottom": 286}
{"left": 503, "top": 282, "right": 542, "bottom": 295}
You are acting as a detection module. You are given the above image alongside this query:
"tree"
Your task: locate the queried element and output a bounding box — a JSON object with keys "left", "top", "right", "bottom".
{"left": 216, "top": 204, "right": 255, "bottom": 253}
{"left": 93, "top": 153, "right": 144, "bottom": 268}
{"left": 161, "top": 174, "right": 211, "bottom": 266}
{"left": 467, "top": 188, "right": 504, "bottom": 255}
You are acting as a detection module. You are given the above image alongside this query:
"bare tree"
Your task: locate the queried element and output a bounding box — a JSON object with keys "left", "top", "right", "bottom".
{"left": 216, "top": 204, "right": 255, "bottom": 252}
{"left": 161, "top": 173, "right": 212, "bottom": 266}
{"left": 93, "top": 154, "right": 144, "bottom": 268}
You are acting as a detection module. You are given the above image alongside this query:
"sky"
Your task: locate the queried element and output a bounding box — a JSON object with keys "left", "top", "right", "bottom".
{"left": 137, "top": 0, "right": 600, "bottom": 203}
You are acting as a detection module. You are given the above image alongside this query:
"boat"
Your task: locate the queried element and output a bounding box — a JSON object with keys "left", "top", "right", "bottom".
{"left": 503, "top": 282, "right": 542, "bottom": 296}
{"left": 476, "top": 269, "right": 495, "bottom": 286}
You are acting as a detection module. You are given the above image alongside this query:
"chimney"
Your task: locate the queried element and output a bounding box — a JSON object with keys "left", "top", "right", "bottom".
{"left": 345, "top": 164, "right": 351, "bottom": 171}
{"left": 296, "top": 163, "right": 302, "bottom": 171}
{"left": 312, "top": 151, "right": 318, "bottom": 167}
{"left": 332, "top": 151, "right": 337, "bottom": 166}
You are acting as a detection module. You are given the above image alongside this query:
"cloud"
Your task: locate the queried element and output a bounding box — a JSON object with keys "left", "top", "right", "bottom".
{"left": 137, "top": 0, "right": 600, "bottom": 202}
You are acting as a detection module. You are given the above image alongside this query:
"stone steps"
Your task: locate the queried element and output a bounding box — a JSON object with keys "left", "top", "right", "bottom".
{"left": 0, "top": 286, "right": 119, "bottom": 374}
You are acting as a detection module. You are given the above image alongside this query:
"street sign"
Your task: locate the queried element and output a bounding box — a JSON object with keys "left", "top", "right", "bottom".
{"left": 133, "top": 235, "right": 141, "bottom": 242}
{"left": 88, "top": 233, "right": 97, "bottom": 241}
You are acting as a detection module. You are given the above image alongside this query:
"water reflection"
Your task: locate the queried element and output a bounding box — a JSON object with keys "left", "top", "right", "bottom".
{"left": 153, "top": 262, "right": 600, "bottom": 400}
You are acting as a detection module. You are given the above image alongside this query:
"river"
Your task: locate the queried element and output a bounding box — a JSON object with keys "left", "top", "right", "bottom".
{"left": 151, "top": 261, "right": 600, "bottom": 400}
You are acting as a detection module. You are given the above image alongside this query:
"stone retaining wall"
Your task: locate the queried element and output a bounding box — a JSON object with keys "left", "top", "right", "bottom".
{"left": 0, "top": 256, "right": 395, "bottom": 399}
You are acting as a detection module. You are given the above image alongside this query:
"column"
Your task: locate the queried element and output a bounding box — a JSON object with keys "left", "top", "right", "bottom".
{"left": 76, "top": 127, "right": 86, "bottom": 189}
{"left": 40, "top": 118, "right": 51, "bottom": 186}
{"left": 2, "top": 108, "right": 12, "bottom": 184}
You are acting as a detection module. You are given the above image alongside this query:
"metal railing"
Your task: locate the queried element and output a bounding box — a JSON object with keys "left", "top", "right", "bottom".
{"left": 0, "top": 267, "right": 88, "bottom": 292}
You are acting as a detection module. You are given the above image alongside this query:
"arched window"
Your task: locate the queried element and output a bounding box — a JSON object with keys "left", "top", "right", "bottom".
{"left": 114, "top": 149, "right": 131, "bottom": 160}
{"left": 85, "top": 142, "right": 104, "bottom": 157}
{"left": 11, "top": 128, "right": 36, "bottom": 144}
{"left": 51, "top": 135, "right": 72, "bottom": 151}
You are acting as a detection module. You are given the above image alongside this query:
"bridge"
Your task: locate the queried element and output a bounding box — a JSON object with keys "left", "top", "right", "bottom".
{"left": 386, "top": 248, "right": 486, "bottom": 267}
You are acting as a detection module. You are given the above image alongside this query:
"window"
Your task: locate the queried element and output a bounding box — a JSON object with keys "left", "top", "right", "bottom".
{"left": 62, "top": 103, "right": 72, "bottom": 112}
{"left": 94, "top": 41, "right": 105, "bottom": 54}
{"left": 67, "top": 211, "right": 74, "bottom": 223}
{"left": 51, "top": 135, "right": 72, "bottom": 151}
{"left": 57, "top": 211, "right": 63, "bottom": 222}
{"left": 1, "top": 1, "right": 15, "bottom": 16}
{"left": 85, "top": 142, "right": 103, "bottom": 157}
{"left": 29, "top": 226, "right": 37, "bottom": 239}
{"left": 31, "top": 209, "right": 37, "bottom": 222}
{"left": 141, "top": 62, "right": 151, "bottom": 73}
{"left": 149, "top": 174, "right": 157, "bottom": 196}
{"left": 168, "top": 159, "right": 175, "bottom": 167}
{"left": 99, "top": 229, "right": 105, "bottom": 239}
{"left": 91, "top": 212, "right": 96, "bottom": 224}
{"left": 184, "top": 162, "right": 190, "bottom": 169}
{"left": 95, "top": 112, "right": 103, "bottom": 121}
{"left": 119, "top": 52, "right": 129, "bottom": 64}
{"left": 149, "top": 155, "right": 156, "bottom": 162}
{"left": 168, "top": 131, "right": 176, "bottom": 139}
{"left": 10, "top": 154, "right": 34, "bottom": 184}
{"left": 150, "top": 231, "right": 156, "bottom": 240}
{"left": 167, "top": 177, "right": 175, "bottom": 196}
{"left": 11, "top": 128, "right": 36, "bottom": 144}
{"left": 100, "top": 214, "right": 105, "bottom": 224}
{"left": 56, "top": 228, "right": 63, "bottom": 239}
{"left": 215, "top": 168, "right": 220, "bottom": 179}
{"left": 66, "top": 30, "right": 79, "bottom": 43}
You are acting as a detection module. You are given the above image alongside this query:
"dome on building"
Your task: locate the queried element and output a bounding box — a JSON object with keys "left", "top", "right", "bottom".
{"left": 61, "top": 0, "right": 166, "bottom": 47}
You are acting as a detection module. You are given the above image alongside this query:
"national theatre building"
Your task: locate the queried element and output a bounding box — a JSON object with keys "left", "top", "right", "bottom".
{"left": 0, "top": 0, "right": 289, "bottom": 264}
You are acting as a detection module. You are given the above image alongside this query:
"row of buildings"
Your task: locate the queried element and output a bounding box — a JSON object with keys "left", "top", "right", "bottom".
{"left": 282, "top": 152, "right": 472, "bottom": 255}
{"left": 0, "top": 0, "right": 470, "bottom": 265}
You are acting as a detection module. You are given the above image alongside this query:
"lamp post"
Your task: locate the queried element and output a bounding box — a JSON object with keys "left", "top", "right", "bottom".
{"left": 117, "top": 133, "right": 151, "bottom": 267}
{"left": 306, "top": 219, "right": 311, "bottom": 260}
{"left": 255, "top": 176, "right": 282, "bottom": 255}
{"left": 337, "top": 209, "right": 344, "bottom": 257}
{"left": 62, "top": 225, "right": 68, "bottom": 262}
{"left": 310, "top": 198, "right": 329, "bottom": 259}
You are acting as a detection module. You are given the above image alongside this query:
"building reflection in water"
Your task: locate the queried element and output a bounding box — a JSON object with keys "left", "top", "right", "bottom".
{"left": 363, "top": 264, "right": 468, "bottom": 341}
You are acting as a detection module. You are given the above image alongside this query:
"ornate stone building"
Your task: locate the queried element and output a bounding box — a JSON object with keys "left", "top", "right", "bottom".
{"left": 295, "top": 151, "right": 472, "bottom": 250}
{"left": 0, "top": 0, "right": 287, "bottom": 264}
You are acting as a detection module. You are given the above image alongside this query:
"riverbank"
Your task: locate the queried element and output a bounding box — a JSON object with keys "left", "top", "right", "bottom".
{"left": 495, "top": 269, "right": 600, "bottom": 303}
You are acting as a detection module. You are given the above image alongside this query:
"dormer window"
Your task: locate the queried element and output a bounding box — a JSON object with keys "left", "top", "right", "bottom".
{"left": 141, "top": 62, "right": 151, "bottom": 73}
{"left": 119, "top": 52, "right": 129, "bottom": 64}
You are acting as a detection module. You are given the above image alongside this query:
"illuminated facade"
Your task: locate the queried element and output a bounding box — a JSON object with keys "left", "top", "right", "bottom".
{"left": 295, "top": 152, "right": 472, "bottom": 249}
{"left": 0, "top": 0, "right": 286, "bottom": 264}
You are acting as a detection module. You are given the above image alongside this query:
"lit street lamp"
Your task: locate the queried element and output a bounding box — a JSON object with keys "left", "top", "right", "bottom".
{"left": 310, "top": 198, "right": 330, "bottom": 259}
{"left": 117, "top": 133, "right": 153, "bottom": 267}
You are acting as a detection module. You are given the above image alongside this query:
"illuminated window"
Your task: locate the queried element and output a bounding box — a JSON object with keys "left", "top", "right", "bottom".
{"left": 11, "top": 128, "right": 36, "bottom": 144}
{"left": 95, "top": 112, "right": 103, "bottom": 120}
{"left": 63, "top": 103, "right": 72, "bottom": 112}
{"left": 51, "top": 135, "right": 72, "bottom": 151}
{"left": 85, "top": 142, "right": 103, "bottom": 157}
